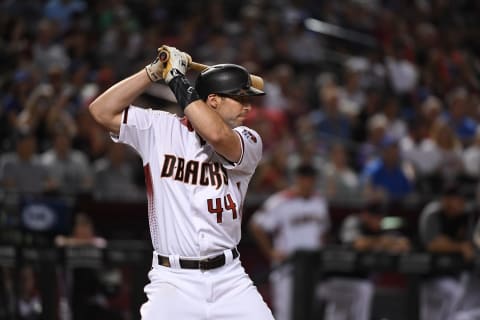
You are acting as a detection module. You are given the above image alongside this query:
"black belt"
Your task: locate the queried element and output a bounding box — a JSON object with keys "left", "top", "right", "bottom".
{"left": 157, "top": 248, "right": 239, "bottom": 271}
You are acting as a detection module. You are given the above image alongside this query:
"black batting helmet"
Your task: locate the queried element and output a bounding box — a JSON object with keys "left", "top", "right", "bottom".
{"left": 195, "top": 64, "right": 265, "bottom": 100}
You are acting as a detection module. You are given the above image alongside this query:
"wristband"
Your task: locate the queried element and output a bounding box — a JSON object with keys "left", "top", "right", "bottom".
{"left": 168, "top": 71, "right": 201, "bottom": 110}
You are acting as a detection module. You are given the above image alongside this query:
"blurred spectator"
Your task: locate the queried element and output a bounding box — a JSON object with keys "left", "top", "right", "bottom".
{"left": 244, "top": 106, "right": 289, "bottom": 153}
{"left": 287, "top": 138, "right": 325, "bottom": 178}
{"left": 318, "top": 201, "right": 410, "bottom": 320}
{"left": 93, "top": 142, "right": 144, "bottom": 202}
{"left": 250, "top": 143, "right": 290, "bottom": 194}
{"left": 463, "top": 127, "right": 480, "bottom": 179}
{"left": 384, "top": 41, "right": 419, "bottom": 97}
{"left": 351, "top": 88, "right": 383, "bottom": 144}
{"left": 55, "top": 211, "right": 106, "bottom": 248}
{"left": 17, "top": 265, "right": 42, "bottom": 320}
{"left": 17, "top": 67, "right": 78, "bottom": 146}
{"left": 43, "top": 0, "right": 87, "bottom": 32}
{"left": 363, "top": 136, "right": 415, "bottom": 203}
{"left": 337, "top": 67, "right": 366, "bottom": 118}
{"left": 32, "top": 19, "right": 70, "bottom": 75}
{"left": 356, "top": 113, "right": 388, "bottom": 170}
{"left": 40, "top": 130, "right": 93, "bottom": 196}
{"left": 249, "top": 164, "right": 330, "bottom": 320}
{"left": 311, "top": 82, "right": 352, "bottom": 146}
{"left": 443, "top": 87, "right": 477, "bottom": 146}
{"left": 322, "top": 143, "right": 362, "bottom": 206}
{"left": 73, "top": 107, "right": 110, "bottom": 161}
{"left": 195, "top": 28, "right": 237, "bottom": 65}
{"left": 286, "top": 19, "right": 324, "bottom": 65}
{"left": 0, "top": 132, "right": 53, "bottom": 194}
{"left": 418, "top": 183, "right": 476, "bottom": 320}
{"left": 0, "top": 267, "right": 15, "bottom": 319}
{"left": 382, "top": 96, "right": 407, "bottom": 140}
{"left": 400, "top": 118, "right": 437, "bottom": 178}
{"left": 55, "top": 212, "right": 113, "bottom": 320}
{"left": 419, "top": 95, "right": 443, "bottom": 134}
{"left": 400, "top": 118, "right": 440, "bottom": 198}
{"left": 16, "top": 84, "right": 56, "bottom": 149}
{"left": 346, "top": 51, "right": 387, "bottom": 91}
{"left": 429, "top": 120, "right": 464, "bottom": 184}
{"left": 262, "top": 64, "right": 294, "bottom": 112}
{"left": 1, "top": 70, "right": 34, "bottom": 151}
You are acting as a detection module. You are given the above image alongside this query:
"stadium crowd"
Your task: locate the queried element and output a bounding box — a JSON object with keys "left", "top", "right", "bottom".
{"left": 2, "top": 0, "right": 480, "bottom": 204}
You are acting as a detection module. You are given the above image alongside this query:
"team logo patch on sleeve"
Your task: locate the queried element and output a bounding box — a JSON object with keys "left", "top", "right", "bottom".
{"left": 241, "top": 129, "right": 257, "bottom": 143}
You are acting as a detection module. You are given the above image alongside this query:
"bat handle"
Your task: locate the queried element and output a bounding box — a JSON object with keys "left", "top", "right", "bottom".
{"left": 157, "top": 49, "right": 264, "bottom": 90}
{"left": 158, "top": 49, "right": 207, "bottom": 71}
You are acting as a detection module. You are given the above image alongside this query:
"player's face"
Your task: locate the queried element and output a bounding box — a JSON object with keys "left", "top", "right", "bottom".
{"left": 217, "top": 95, "right": 252, "bottom": 127}
{"left": 296, "top": 175, "right": 316, "bottom": 196}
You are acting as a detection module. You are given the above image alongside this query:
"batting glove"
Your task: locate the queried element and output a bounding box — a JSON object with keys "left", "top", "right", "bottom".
{"left": 145, "top": 51, "right": 164, "bottom": 82}
{"left": 160, "top": 45, "right": 191, "bottom": 84}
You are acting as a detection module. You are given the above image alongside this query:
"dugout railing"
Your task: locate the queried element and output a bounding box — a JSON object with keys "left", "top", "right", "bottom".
{"left": 1, "top": 244, "right": 479, "bottom": 320}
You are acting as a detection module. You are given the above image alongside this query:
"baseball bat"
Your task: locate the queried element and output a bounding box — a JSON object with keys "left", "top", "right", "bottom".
{"left": 158, "top": 49, "right": 264, "bottom": 90}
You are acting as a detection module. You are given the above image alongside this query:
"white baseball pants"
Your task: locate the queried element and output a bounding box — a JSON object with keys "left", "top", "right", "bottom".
{"left": 420, "top": 275, "right": 466, "bottom": 320}
{"left": 317, "top": 277, "right": 374, "bottom": 320}
{"left": 140, "top": 252, "right": 274, "bottom": 320}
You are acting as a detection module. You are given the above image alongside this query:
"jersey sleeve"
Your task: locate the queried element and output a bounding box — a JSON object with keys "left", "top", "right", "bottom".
{"left": 110, "top": 105, "right": 153, "bottom": 159}
{"left": 220, "top": 126, "right": 262, "bottom": 173}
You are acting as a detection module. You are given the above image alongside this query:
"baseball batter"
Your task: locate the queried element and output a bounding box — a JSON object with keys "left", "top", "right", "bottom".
{"left": 250, "top": 164, "right": 331, "bottom": 320}
{"left": 89, "top": 45, "right": 274, "bottom": 319}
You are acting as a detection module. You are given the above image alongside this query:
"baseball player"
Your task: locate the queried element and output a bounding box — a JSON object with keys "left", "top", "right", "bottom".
{"left": 88, "top": 45, "right": 274, "bottom": 319}
{"left": 419, "top": 184, "right": 475, "bottom": 320}
{"left": 249, "top": 164, "right": 331, "bottom": 320}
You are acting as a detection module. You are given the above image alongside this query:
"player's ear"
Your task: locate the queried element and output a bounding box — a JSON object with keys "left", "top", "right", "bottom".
{"left": 207, "top": 94, "right": 220, "bottom": 109}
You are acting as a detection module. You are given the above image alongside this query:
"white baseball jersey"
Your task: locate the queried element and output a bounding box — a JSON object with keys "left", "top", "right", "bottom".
{"left": 252, "top": 189, "right": 330, "bottom": 255}
{"left": 112, "top": 105, "right": 262, "bottom": 257}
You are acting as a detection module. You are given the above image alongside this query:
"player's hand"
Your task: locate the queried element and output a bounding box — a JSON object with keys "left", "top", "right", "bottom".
{"left": 460, "top": 242, "right": 475, "bottom": 261}
{"left": 159, "top": 45, "right": 191, "bottom": 83}
{"left": 145, "top": 50, "right": 164, "bottom": 82}
{"left": 270, "top": 249, "right": 288, "bottom": 263}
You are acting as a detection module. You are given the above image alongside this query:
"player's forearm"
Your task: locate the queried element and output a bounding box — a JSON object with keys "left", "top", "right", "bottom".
{"left": 427, "top": 236, "right": 464, "bottom": 253}
{"left": 89, "top": 70, "right": 152, "bottom": 133}
{"left": 184, "top": 101, "right": 241, "bottom": 162}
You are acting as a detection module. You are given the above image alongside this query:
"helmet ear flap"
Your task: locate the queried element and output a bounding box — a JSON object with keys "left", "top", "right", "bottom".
{"left": 195, "top": 64, "right": 265, "bottom": 100}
